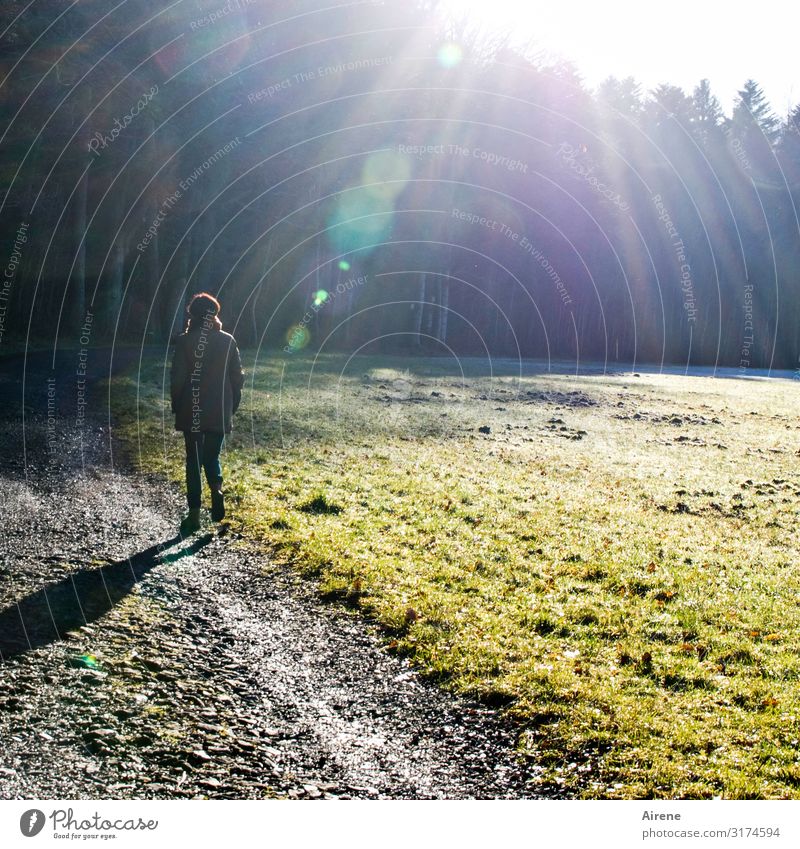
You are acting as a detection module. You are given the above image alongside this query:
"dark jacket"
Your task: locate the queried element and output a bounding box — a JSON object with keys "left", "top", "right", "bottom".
{"left": 170, "top": 326, "right": 244, "bottom": 434}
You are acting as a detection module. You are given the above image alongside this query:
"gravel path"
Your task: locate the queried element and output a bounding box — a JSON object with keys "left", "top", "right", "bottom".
{"left": 0, "top": 348, "right": 543, "bottom": 799}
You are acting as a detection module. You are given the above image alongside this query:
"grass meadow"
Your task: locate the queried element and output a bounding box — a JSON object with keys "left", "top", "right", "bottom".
{"left": 111, "top": 352, "right": 800, "bottom": 798}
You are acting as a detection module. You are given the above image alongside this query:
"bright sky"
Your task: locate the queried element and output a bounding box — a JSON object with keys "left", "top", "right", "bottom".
{"left": 442, "top": 0, "right": 798, "bottom": 117}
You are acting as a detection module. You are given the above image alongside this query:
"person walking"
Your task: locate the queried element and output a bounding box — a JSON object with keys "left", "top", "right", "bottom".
{"left": 170, "top": 292, "right": 244, "bottom": 536}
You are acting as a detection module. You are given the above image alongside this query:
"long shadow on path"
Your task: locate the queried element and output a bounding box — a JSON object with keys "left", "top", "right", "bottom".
{"left": 0, "top": 533, "right": 213, "bottom": 660}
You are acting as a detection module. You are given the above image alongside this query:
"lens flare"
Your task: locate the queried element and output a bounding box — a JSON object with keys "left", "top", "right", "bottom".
{"left": 338, "top": 260, "right": 351, "bottom": 271}
{"left": 361, "top": 151, "right": 412, "bottom": 200}
{"left": 313, "top": 290, "right": 329, "bottom": 306}
{"left": 437, "top": 42, "right": 463, "bottom": 69}
{"left": 327, "top": 151, "right": 411, "bottom": 256}
{"left": 327, "top": 189, "right": 394, "bottom": 256}
{"left": 286, "top": 324, "right": 311, "bottom": 351}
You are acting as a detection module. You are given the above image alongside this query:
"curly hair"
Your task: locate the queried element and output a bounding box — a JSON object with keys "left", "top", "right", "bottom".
{"left": 186, "top": 292, "right": 223, "bottom": 331}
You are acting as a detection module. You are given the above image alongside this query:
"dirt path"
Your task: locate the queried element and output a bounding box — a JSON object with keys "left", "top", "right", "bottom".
{"left": 0, "top": 348, "right": 542, "bottom": 799}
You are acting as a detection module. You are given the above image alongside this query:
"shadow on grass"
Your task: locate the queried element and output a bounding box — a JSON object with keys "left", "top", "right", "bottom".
{"left": 0, "top": 533, "right": 213, "bottom": 660}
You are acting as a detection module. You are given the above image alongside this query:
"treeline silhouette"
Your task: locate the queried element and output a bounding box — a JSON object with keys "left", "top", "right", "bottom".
{"left": 1, "top": 0, "right": 798, "bottom": 369}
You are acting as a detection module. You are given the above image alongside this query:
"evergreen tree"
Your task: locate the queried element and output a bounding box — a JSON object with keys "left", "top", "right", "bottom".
{"left": 777, "top": 104, "right": 800, "bottom": 187}
{"left": 596, "top": 76, "right": 644, "bottom": 119}
{"left": 732, "top": 79, "right": 781, "bottom": 142}
{"left": 690, "top": 79, "right": 723, "bottom": 144}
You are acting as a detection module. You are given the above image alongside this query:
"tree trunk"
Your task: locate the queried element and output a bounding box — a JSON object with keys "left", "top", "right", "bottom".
{"left": 68, "top": 84, "right": 92, "bottom": 338}
{"left": 171, "top": 245, "right": 192, "bottom": 339}
{"left": 70, "top": 159, "right": 88, "bottom": 336}
{"left": 144, "top": 194, "right": 160, "bottom": 342}
{"left": 251, "top": 235, "right": 272, "bottom": 347}
{"left": 104, "top": 238, "right": 124, "bottom": 339}
{"left": 414, "top": 272, "right": 426, "bottom": 346}
{"left": 424, "top": 276, "right": 437, "bottom": 338}
{"left": 438, "top": 278, "right": 449, "bottom": 343}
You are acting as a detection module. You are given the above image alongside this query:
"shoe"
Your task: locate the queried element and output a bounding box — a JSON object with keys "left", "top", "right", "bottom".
{"left": 210, "top": 488, "right": 225, "bottom": 522}
{"left": 180, "top": 508, "right": 202, "bottom": 537}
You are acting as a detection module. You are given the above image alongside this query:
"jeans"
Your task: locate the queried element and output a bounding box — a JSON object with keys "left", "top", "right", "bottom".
{"left": 183, "top": 431, "right": 225, "bottom": 509}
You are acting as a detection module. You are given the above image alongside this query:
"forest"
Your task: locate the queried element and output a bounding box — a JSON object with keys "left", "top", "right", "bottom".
{"left": 2, "top": 0, "right": 799, "bottom": 369}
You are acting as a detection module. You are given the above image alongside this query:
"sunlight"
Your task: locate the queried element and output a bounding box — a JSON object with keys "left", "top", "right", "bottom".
{"left": 438, "top": 0, "right": 634, "bottom": 68}
{"left": 437, "top": 0, "right": 797, "bottom": 112}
